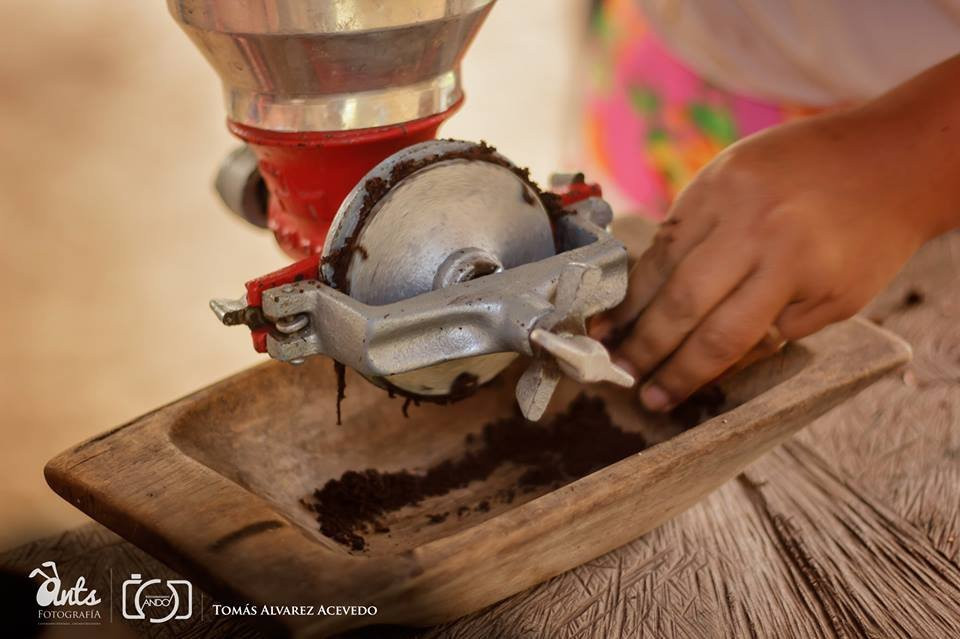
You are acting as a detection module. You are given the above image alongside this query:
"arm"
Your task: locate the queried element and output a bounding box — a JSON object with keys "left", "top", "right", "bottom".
{"left": 599, "top": 53, "right": 960, "bottom": 411}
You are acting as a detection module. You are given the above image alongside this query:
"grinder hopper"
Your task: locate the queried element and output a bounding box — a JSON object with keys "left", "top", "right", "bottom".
{"left": 168, "top": 0, "right": 497, "bottom": 256}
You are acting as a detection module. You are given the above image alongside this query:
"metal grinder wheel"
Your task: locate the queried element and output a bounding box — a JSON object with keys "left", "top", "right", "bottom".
{"left": 321, "top": 140, "right": 557, "bottom": 397}
{"left": 211, "top": 138, "right": 633, "bottom": 421}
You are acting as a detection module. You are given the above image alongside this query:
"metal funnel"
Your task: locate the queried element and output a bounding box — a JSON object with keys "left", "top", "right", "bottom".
{"left": 168, "top": 0, "right": 496, "bottom": 132}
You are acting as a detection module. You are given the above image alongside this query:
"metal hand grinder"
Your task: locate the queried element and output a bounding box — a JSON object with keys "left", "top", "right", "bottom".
{"left": 170, "top": 2, "right": 635, "bottom": 420}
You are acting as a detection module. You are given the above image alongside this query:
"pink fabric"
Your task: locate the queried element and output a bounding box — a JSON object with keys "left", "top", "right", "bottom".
{"left": 584, "top": 0, "right": 818, "bottom": 216}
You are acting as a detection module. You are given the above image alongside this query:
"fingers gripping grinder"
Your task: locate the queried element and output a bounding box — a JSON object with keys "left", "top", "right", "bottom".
{"left": 170, "top": 1, "right": 635, "bottom": 420}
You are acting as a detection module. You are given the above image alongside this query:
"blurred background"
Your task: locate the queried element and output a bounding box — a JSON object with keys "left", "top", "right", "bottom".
{"left": 0, "top": 0, "right": 595, "bottom": 550}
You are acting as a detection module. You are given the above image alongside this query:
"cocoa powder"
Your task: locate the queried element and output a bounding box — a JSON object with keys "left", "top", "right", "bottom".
{"left": 304, "top": 393, "right": 648, "bottom": 551}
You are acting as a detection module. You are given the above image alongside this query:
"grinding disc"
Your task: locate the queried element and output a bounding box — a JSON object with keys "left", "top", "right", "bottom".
{"left": 322, "top": 140, "right": 556, "bottom": 397}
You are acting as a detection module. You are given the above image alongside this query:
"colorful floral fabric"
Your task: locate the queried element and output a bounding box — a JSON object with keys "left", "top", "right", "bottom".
{"left": 584, "top": 0, "right": 819, "bottom": 216}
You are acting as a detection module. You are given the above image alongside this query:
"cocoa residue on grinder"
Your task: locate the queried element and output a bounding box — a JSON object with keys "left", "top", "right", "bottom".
{"left": 320, "top": 142, "right": 571, "bottom": 423}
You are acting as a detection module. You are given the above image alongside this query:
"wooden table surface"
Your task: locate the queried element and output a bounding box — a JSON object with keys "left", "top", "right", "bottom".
{"left": 3, "top": 230, "right": 958, "bottom": 638}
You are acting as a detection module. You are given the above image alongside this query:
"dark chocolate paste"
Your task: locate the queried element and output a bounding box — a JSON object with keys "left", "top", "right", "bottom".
{"left": 600, "top": 313, "right": 641, "bottom": 353}
{"left": 304, "top": 393, "right": 648, "bottom": 551}
{"left": 669, "top": 385, "right": 727, "bottom": 429}
{"left": 901, "top": 288, "right": 924, "bottom": 309}
{"left": 385, "top": 372, "right": 480, "bottom": 419}
{"left": 334, "top": 361, "right": 346, "bottom": 426}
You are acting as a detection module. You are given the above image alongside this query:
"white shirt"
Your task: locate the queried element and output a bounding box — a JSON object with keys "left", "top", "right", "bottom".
{"left": 639, "top": 0, "right": 960, "bottom": 105}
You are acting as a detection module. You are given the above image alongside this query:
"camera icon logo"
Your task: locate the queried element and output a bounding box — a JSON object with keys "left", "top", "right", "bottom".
{"left": 121, "top": 573, "right": 193, "bottom": 623}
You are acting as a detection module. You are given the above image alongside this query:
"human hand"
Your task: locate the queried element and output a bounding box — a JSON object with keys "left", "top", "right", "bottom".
{"left": 595, "top": 101, "right": 952, "bottom": 412}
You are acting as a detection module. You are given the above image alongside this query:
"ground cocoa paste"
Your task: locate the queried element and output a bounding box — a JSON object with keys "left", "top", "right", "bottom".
{"left": 304, "top": 393, "right": 652, "bottom": 551}
{"left": 669, "top": 385, "right": 727, "bottom": 429}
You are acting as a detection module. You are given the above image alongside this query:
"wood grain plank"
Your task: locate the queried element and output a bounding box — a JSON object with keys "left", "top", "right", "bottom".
{"left": 800, "top": 230, "right": 960, "bottom": 561}
{"left": 418, "top": 440, "right": 960, "bottom": 639}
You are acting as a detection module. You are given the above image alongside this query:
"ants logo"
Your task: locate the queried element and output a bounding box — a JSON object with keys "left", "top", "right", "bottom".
{"left": 122, "top": 573, "right": 193, "bottom": 623}
{"left": 29, "top": 561, "right": 101, "bottom": 607}
{"left": 28, "top": 561, "right": 103, "bottom": 625}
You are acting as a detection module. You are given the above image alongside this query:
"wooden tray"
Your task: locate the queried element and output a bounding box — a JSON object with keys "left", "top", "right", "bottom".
{"left": 45, "top": 222, "right": 910, "bottom": 638}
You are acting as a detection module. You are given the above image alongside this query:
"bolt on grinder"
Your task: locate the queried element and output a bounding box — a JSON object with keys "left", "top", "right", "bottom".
{"left": 169, "top": 0, "right": 636, "bottom": 420}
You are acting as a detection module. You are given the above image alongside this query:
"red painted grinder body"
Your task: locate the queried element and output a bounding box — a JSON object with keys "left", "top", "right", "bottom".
{"left": 229, "top": 101, "right": 461, "bottom": 259}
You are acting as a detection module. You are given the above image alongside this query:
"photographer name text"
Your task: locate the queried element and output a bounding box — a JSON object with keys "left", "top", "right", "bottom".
{"left": 212, "top": 604, "right": 378, "bottom": 617}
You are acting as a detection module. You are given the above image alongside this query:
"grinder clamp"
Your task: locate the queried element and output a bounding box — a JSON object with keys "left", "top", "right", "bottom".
{"left": 212, "top": 140, "right": 635, "bottom": 420}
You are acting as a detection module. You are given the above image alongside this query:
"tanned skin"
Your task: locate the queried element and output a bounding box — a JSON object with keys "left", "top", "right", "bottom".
{"left": 593, "top": 54, "right": 960, "bottom": 412}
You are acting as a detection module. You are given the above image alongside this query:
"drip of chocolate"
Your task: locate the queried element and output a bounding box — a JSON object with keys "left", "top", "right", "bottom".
{"left": 334, "top": 361, "right": 346, "bottom": 426}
